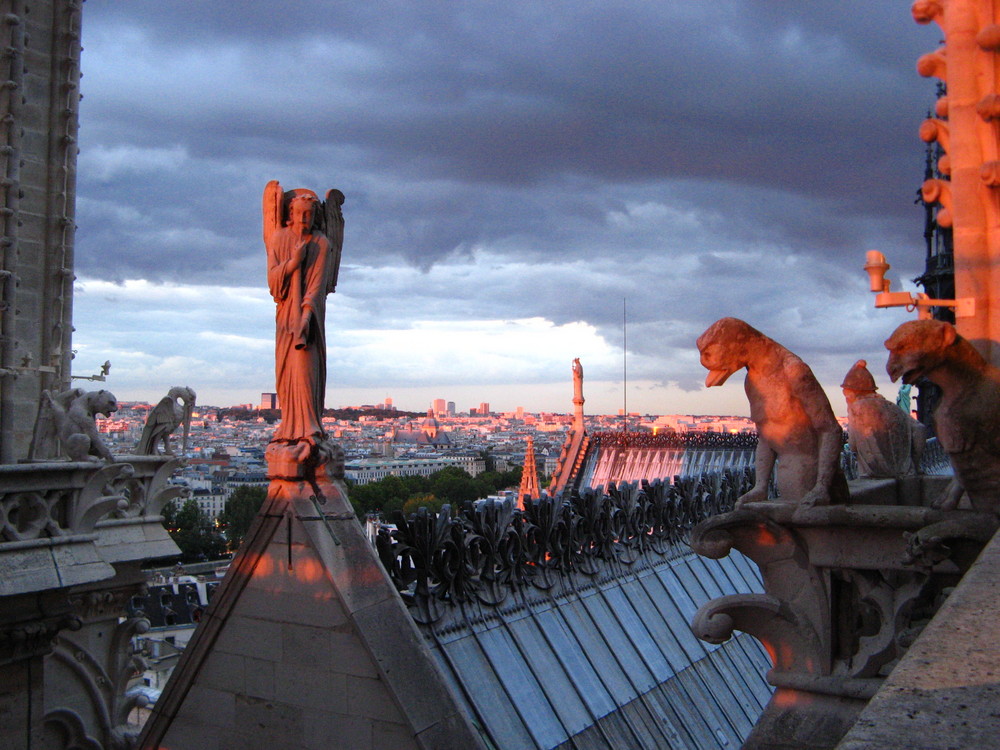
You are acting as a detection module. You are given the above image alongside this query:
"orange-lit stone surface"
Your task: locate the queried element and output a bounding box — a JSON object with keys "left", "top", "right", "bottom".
{"left": 697, "top": 318, "right": 848, "bottom": 508}
{"left": 139, "top": 480, "right": 484, "bottom": 750}
{"left": 913, "top": 0, "right": 1000, "bottom": 366}
{"left": 886, "top": 318, "right": 1000, "bottom": 514}
{"left": 263, "top": 183, "right": 343, "bottom": 446}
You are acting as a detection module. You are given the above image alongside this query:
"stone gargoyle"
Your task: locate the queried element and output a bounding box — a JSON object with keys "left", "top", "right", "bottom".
{"left": 28, "top": 387, "right": 118, "bottom": 462}
{"left": 842, "top": 359, "right": 927, "bottom": 478}
{"left": 885, "top": 319, "right": 1000, "bottom": 514}
{"left": 697, "top": 317, "right": 848, "bottom": 507}
{"left": 136, "top": 386, "right": 196, "bottom": 455}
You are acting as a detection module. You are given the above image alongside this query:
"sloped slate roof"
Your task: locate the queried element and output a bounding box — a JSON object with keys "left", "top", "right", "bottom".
{"left": 417, "top": 550, "right": 771, "bottom": 750}
{"left": 563, "top": 432, "right": 757, "bottom": 493}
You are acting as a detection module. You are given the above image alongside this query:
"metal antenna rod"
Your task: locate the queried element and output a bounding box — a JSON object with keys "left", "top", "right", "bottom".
{"left": 623, "top": 297, "right": 627, "bottom": 432}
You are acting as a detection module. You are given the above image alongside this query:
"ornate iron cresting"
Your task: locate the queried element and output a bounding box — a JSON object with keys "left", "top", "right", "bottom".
{"left": 589, "top": 430, "right": 759, "bottom": 450}
{"left": 376, "top": 469, "right": 754, "bottom": 624}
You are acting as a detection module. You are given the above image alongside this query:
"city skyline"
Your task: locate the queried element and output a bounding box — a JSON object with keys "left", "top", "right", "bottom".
{"left": 71, "top": 3, "right": 937, "bottom": 417}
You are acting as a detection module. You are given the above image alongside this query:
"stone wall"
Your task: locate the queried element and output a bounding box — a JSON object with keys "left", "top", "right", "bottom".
{"left": 0, "top": 0, "right": 81, "bottom": 463}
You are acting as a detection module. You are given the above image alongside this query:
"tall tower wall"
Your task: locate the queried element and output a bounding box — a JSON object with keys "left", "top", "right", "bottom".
{"left": 0, "top": 0, "right": 81, "bottom": 462}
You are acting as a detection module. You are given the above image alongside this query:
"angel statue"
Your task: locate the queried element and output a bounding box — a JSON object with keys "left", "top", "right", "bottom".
{"left": 136, "top": 386, "right": 196, "bottom": 455}
{"left": 262, "top": 181, "right": 344, "bottom": 449}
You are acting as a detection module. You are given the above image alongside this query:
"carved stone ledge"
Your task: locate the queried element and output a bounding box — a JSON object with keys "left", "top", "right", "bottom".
{"left": 689, "top": 481, "right": 997, "bottom": 749}
{"left": 0, "top": 593, "right": 80, "bottom": 665}
{"left": 0, "top": 459, "right": 182, "bottom": 599}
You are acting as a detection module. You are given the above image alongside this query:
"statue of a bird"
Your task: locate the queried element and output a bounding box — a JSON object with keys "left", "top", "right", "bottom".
{"left": 136, "top": 386, "right": 196, "bottom": 455}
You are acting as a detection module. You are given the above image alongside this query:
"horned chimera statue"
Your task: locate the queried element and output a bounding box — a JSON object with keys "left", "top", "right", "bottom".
{"left": 262, "top": 181, "right": 345, "bottom": 487}
{"left": 697, "top": 317, "right": 848, "bottom": 507}
{"left": 885, "top": 319, "right": 1000, "bottom": 515}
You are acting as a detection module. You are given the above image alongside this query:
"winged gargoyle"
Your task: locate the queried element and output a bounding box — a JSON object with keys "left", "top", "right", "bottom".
{"left": 136, "top": 386, "right": 196, "bottom": 455}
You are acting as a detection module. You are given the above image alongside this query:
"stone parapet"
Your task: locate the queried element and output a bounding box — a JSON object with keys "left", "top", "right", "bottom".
{"left": 688, "top": 476, "right": 999, "bottom": 749}
{"left": 0, "top": 456, "right": 182, "bottom": 747}
{"left": 837, "top": 527, "right": 1000, "bottom": 750}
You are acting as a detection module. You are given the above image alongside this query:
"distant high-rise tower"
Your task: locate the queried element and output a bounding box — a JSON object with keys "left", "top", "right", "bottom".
{"left": 517, "top": 435, "right": 540, "bottom": 508}
{"left": 479, "top": 402, "right": 490, "bottom": 416}
{"left": 384, "top": 396, "right": 393, "bottom": 410}
{"left": 432, "top": 398, "right": 446, "bottom": 415}
{"left": 260, "top": 392, "right": 278, "bottom": 410}
{"left": 446, "top": 401, "right": 455, "bottom": 416}
{"left": 515, "top": 406, "right": 525, "bottom": 420}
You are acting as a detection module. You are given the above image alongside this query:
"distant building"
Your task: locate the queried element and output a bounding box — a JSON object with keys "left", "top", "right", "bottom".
{"left": 390, "top": 410, "right": 452, "bottom": 447}
{"left": 259, "top": 392, "right": 278, "bottom": 410}
{"left": 479, "top": 402, "right": 490, "bottom": 416}
{"left": 446, "top": 400, "right": 455, "bottom": 416}
{"left": 346, "top": 456, "right": 471, "bottom": 485}
{"left": 432, "top": 398, "right": 446, "bottom": 415}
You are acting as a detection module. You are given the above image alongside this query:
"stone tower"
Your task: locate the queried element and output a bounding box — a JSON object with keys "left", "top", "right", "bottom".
{"left": 0, "top": 0, "right": 82, "bottom": 463}
{"left": 915, "top": 0, "right": 1000, "bottom": 365}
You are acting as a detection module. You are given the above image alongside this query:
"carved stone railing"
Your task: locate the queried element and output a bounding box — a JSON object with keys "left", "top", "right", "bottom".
{"left": 376, "top": 468, "right": 753, "bottom": 626}
{"left": 0, "top": 456, "right": 183, "bottom": 750}
{"left": 688, "top": 483, "right": 997, "bottom": 750}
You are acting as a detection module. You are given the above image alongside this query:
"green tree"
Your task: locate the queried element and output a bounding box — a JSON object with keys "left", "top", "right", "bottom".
{"left": 219, "top": 485, "right": 266, "bottom": 552}
{"left": 165, "top": 498, "right": 228, "bottom": 563}
{"left": 428, "top": 466, "right": 491, "bottom": 507}
{"left": 402, "top": 493, "right": 446, "bottom": 516}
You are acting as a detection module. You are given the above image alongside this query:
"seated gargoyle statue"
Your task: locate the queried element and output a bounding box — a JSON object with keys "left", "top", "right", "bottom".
{"left": 842, "top": 359, "right": 927, "bottom": 478}
{"left": 697, "top": 317, "right": 848, "bottom": 507}
{"left": 30, "top": 388, "right": 118, "bottom": 462}
{"left": 885, "top": 319, "right": 1000, "bottom": 514}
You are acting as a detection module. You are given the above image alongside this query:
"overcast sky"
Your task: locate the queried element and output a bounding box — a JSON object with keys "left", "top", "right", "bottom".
{"left": 72, "top": 2, "right": 941, "bottom": 416}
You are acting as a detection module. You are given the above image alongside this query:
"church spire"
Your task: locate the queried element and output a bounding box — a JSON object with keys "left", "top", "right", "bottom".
{"left": 518, "top": 435, "right": 540, "bottom": 508}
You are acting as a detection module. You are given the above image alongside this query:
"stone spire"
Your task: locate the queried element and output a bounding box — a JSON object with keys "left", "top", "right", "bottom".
{"left": 518, "top": 435, "right": 540, "bottom": 507}
{"left": 572, "top": 358, "right": 585, "bottom": 432}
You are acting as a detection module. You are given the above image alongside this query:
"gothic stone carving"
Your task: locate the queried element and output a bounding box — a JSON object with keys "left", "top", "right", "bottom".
{"left": 29, "top": 389, "right": 118, "bottom": 463}
{"left": 262, "top": 182, "right": 346, "bottom": 489}
{"left": 697, "top": 317, "right": 848, "bottom": 507}
{"left": 135, "top": 387, "right": 195, "bottom": 456}
{"left": 689, "top": 499, "right": 997, "bottom": 749}
{"left": 842, "top": 359, "right": 927, "bottom": 478}
{"left": 885, "top": 319, "right": 1000, "bottom": 514}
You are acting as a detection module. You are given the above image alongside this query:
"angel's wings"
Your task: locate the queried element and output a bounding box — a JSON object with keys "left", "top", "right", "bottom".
{"left": 263, "top": 180, "right": 344, "bottom": 292}
{"left": 324, "top": 189, "right": 345, "bottom": 293}
{"left": 262, "top": 179, "right": 284, "bottom": 247}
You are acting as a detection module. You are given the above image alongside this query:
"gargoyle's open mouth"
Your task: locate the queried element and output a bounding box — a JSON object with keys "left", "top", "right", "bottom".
{"left": 704, "top": 368, "right": 734, "bottom": 387}
{"left": 900, "top": 367, "right": 923, "bottom": 385}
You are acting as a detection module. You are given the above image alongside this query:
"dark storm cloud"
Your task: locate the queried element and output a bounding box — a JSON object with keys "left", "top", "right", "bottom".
{"left": 76, "top": 1, "right": 935, "bottom": 279}
{"left": 70, "top": 2, "right": 944, "bottom": 411}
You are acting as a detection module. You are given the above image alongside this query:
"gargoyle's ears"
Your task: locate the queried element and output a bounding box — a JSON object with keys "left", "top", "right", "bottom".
{"left": 939, "top": 323, "right": 957, "bottom": 349}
